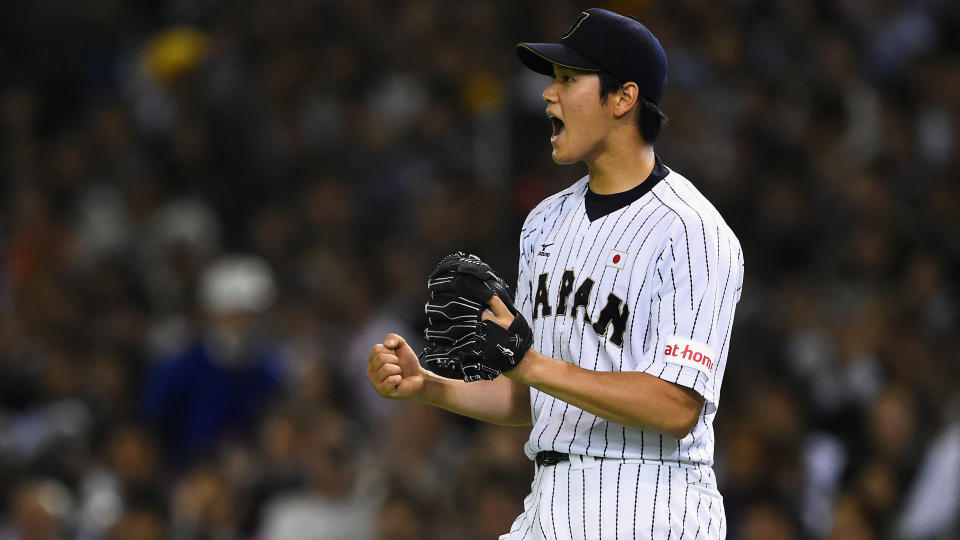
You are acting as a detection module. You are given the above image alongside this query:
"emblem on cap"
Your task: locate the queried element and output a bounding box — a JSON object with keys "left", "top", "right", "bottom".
{"left": 561, "top": 11, "right": 590, "bottom": 40}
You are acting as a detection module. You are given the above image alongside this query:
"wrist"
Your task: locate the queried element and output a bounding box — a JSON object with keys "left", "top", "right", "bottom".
{"left": 417, "top": 368, "right": 465, "bottom": 407}
{"left": 412, "top": 368, "right": 438, "bottom": 405}
{"left": 505, "top": 347, "right": 541, "bottom": 385}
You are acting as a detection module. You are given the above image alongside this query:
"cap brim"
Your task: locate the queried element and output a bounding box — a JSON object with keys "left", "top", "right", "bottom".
{"left": 516, "top": 42, "right": 604, "bottom": 76}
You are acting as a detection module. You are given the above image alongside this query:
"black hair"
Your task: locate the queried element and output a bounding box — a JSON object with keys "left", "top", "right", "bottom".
{"left": 597, "top": 71, "right": 668, "bottom": 144}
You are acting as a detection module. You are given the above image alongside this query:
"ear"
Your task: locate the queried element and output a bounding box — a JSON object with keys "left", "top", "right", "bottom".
{"left": 612, "top": 82, "right": 640, "bottom": 120}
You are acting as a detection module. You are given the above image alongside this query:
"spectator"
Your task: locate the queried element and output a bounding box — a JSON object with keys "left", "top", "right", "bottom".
{"left": 258, "top": 409, "right": 381, "bottom": 540}
{"left": 141, "top": 256, "right": 282, "bottom": 465}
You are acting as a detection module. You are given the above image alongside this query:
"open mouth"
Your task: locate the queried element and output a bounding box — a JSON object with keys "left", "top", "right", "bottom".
{"left": 550, "top": 116, "right": 565, "bottom": 140}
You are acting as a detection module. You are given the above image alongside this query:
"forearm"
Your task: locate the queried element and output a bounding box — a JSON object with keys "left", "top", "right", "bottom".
{"left": 506, "top": 350, "right": 702, "bottom": 438}
{"left": 415, "top": 371, "right": 532, "bottom": 426}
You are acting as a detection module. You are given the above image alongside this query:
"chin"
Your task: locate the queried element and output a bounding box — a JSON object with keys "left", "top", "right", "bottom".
{"left": 551, "top": 147, "right": 580, "bottom": 165}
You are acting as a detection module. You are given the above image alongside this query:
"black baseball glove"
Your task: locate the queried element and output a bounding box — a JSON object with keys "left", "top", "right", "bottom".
{"left": 419, "top": 252, "right": 534, "bottom": 382}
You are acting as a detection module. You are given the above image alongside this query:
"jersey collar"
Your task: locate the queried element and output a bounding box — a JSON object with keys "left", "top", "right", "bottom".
{"left": 584, "top": 155, "right": 669, "bottom": 221}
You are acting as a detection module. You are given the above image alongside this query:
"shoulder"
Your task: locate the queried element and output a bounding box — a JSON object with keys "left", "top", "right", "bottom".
{"left": 521, "top": 176, "right": 588, "bottom": 233}
{"left": 652, "top": 169, "right": 742, "bottom": 259}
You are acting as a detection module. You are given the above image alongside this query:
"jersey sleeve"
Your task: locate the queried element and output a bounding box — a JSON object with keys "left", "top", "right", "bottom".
{"left": 632, "top": 217, "right": 742, "bottom": 414}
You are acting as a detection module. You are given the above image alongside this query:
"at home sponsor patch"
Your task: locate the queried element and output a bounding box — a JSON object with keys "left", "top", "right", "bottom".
{"left": 662, "top": 335, "right": 716, "bottom": 378}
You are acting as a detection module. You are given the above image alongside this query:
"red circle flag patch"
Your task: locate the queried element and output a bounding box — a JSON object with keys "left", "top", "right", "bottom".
{"left": 607, "top": 249, "right": 627, "bottom": 269}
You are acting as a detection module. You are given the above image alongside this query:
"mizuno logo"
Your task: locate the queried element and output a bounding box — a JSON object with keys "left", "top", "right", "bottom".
{"left": 538, "top": 243, "right": 554, "bottom": 257}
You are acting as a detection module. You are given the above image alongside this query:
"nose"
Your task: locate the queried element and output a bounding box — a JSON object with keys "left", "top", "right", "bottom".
{"left": 542, "top": 80, "right": 559, "bottom": 103}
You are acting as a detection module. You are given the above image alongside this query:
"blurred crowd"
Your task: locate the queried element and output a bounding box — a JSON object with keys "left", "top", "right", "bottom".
{"left": 1, "top": 0, "right": 959, "bottom": 539}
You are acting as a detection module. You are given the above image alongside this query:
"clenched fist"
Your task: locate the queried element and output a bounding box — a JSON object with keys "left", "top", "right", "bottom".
{"left": 366, "top": 334, "right": 425, "bottom": 400}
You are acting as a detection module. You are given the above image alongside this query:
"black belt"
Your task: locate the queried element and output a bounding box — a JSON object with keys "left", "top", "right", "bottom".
{"left": 535, "top": 451, "right": 569, "bottom": 466}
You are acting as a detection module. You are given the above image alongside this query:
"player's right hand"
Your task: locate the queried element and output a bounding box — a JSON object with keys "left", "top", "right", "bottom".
{"left": 366, "top": 333, "right": 425, "bottom": 400}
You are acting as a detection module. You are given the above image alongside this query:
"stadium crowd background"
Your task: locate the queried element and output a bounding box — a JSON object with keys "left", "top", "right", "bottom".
{"left": 1, "top": 0, "right": 959, "bottom": 538}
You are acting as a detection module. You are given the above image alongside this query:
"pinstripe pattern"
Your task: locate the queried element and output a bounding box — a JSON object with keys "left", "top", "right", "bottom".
{"left": 500, "top": 460, "right": 725, "bottom": 539}
{"left": 508, "top": 166, "right": 740, "bottom": 539}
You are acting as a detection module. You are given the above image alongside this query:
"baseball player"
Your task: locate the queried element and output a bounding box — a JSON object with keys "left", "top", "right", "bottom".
{"left": 366, "top": 8, "right": 742, "bottom": 539}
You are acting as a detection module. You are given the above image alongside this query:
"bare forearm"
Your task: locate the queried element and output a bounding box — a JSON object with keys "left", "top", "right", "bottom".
{"left": 507, "top": 351, "right": 702, "bottom": 438}
{"left": 415, "top": 371, "right": 532, "bottom": 426}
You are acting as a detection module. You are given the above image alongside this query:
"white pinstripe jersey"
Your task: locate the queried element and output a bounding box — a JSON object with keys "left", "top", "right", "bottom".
{"left": 515, "top": 164, "right": 743, "bottom": 466}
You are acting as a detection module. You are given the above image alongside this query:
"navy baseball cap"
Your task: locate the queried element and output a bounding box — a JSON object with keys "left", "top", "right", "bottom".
{"left": 516, "top": 8, "right": 668, "bottom": 104}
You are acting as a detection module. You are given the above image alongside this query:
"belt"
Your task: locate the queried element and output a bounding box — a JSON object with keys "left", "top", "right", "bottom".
{"left": 535, "top": 451, "right": 569, "bottom": 466}
{"left": 535, "top": 451, "right": 706, "bottom": 470}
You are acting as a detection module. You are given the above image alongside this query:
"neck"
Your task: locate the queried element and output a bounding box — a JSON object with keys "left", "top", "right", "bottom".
{"left": 586, "top": 138, "right": 656, "bottom": 195}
